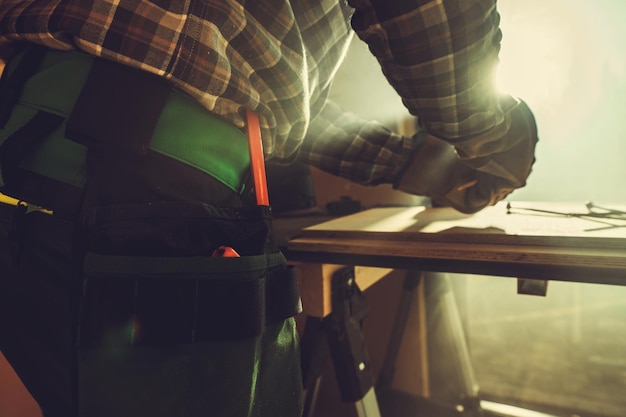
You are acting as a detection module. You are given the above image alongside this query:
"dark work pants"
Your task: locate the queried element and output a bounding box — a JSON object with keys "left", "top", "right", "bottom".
{"left": 0, "top": 204, "right": 76, "bottom": 416}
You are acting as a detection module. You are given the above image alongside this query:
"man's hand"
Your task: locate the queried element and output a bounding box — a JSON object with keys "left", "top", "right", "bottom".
{"left": 394, "top": 133, "right": 478, "bottom": 205}
{"left": 395, "top": 96, "right": 538, "bottom": 214}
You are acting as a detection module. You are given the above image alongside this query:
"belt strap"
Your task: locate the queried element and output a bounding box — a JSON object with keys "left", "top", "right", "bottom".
{"left": 65, "top": 54, "right": 252, "bottom": 195}
{"left": 0, "top": 45, "right": 47, "bottom": 127}
{"left": 0, "top": 48, "right": 252, "bottom": 197}
{"left": 65, "top": 57, "right": 170, "bottom": 156}
{"left": 0, "top": 111, "right": 64, "bottom": 189}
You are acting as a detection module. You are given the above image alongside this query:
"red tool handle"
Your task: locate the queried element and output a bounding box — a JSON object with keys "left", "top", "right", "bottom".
{"left": 245, "top": 109, "right": 269, "bottom": 206}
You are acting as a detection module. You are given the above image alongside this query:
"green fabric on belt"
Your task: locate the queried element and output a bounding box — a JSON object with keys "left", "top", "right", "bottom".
{"left": 0, "top": 49, "right": 250, "bottom": 194}
{"left": 150, "top": 89, "right": 250, "bottom": 194}
{"left": 0, "top": 50, "right": 92, "bottom": 188}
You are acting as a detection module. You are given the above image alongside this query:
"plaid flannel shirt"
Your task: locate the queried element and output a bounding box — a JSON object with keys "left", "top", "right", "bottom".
{"left": 0, "top": 0, "right": 504, "bottom": 186}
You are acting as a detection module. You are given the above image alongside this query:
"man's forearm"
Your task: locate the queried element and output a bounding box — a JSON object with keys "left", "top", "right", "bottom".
{"left": 298, "top": 100, "right": 418, "bottom": 185}
{"left": 348, "top": 0, "right": 504, "bottom": 142}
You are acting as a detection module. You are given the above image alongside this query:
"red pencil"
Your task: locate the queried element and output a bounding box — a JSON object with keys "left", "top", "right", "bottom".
{"left": 245, "top": 109, "right": 269, "bottom": 206}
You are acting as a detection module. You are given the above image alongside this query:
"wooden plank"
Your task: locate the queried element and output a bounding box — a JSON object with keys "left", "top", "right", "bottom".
{"left": 354, "top": 266, "right": 394, "bottom": 292}
{"left": 285, "top": 203, "right": 626, "bottom": 285}
{"left": 294, "top": 263, "right": 341, "bottom": 318}
{"left": 299, "top": 202, "right": 626, "bottom": 249}
{"left": 289, "top": 237, "right": 626, "bottom": 271}
{"left": 293, "top": 262, "right": 394, "bottom": 317}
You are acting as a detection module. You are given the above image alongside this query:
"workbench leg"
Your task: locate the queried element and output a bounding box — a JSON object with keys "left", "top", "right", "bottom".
{"left": 300, "top": 316, "right": 329, "bottom": 417}
{"left": 376, "top": 270, "right": 424, "bottom": 393}
{"left": 300, "top": 266, "right": 381, "bottom": 417}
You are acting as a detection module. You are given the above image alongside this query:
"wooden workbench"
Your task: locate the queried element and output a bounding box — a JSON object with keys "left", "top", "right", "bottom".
{"left": 280, "top": 201, "right": 626, "bottom": 417}
{"left": 285, "top": 201, "right": 626, "bottom": 286}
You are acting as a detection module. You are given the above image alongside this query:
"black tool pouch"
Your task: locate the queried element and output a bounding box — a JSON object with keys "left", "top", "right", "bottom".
{"left": 76, "top": 202, "right": 302, "bottom": 416}
{"left": 78, "top": 201, "right": 300, "bottom": 346}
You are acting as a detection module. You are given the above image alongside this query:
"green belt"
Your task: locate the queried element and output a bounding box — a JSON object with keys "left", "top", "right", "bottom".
{"left": 0, "top": 49, "right": 250, "bottom": 194}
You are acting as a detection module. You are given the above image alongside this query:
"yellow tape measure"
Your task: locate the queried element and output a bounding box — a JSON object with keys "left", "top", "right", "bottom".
{"left": 0, "top": 193, "right": 53, "bottom": 215}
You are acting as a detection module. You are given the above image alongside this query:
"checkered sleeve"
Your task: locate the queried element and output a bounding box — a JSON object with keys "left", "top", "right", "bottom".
{"left": 298, "top": 100, "right": 420, "bottom": 185}
{"left": 0, "top": 0, "right": 522, "bottom": 190}
{"left": 347, "top": 0, "right": 505, "bottom": 144}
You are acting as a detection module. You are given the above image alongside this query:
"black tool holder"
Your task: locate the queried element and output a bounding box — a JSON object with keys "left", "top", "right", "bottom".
{"left": 301, "top": 266, "right": 379, "bottom": 417}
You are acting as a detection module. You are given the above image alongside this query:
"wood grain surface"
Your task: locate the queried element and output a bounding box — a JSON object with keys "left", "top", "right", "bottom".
{"left": 286, "top": 202, "right": 626, "bottom": 285}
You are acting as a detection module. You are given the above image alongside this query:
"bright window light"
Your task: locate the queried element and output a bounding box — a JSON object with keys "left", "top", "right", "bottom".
{"left": 495, "top": 3, "right": 574, "bottom": 114}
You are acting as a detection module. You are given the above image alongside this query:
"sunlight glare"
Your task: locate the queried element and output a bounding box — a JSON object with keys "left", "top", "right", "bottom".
{"left": 495, "top": 7, "right": 573, "bottom": 114}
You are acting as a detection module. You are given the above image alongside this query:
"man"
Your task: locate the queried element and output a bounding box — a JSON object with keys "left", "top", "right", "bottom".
{"left": 0, "top": 1, "right": 537, "bottom": 416}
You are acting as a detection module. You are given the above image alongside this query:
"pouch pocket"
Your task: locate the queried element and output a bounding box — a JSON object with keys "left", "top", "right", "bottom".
{"left": 77, "top": 251, "right": 300, "bottom": 348}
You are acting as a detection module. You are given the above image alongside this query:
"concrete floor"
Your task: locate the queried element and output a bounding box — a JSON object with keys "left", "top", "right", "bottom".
{"left": 461, "top": 276, "right": 626, "bottom": 417}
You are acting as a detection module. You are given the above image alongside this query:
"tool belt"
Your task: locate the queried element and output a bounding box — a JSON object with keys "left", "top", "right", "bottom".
{"left": 0, "top": 46, "right": 252, "bottom": 213}
{"left": 0, "top": 46, "right": 301, "bottom": 345}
